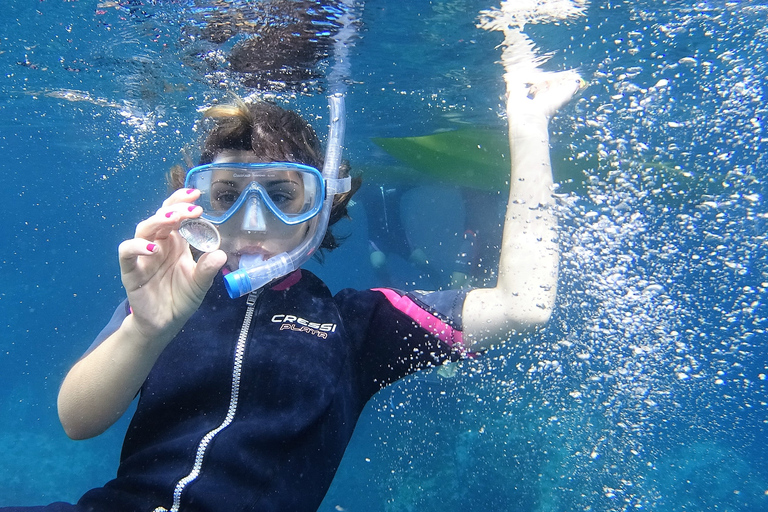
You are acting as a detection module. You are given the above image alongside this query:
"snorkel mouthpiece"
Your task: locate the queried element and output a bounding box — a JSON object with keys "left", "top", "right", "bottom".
{"left": 224, "top": 252, "right": 294, "bottom": 298}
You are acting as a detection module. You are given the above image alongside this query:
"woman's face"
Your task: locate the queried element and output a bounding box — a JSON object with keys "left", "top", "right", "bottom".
{"left": 211, "top": 151, "right": 310, "bottom": 271}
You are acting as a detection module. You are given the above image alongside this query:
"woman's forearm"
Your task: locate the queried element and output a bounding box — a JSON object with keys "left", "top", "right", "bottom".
{"left": 57, "top": 315, "right": 174, "bottom": 440}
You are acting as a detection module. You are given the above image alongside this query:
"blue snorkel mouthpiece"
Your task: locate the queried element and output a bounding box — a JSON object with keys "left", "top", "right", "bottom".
{"left": 223, "top": 252, "right": 293, "bottom": 298}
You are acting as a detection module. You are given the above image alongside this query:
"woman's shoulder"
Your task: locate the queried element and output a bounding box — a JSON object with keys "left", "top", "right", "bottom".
{"left": 286, "top": 271, "right": 471, "bottom": 335}
{"left": 334, "top": 284, "right": 471, "bottom": 330}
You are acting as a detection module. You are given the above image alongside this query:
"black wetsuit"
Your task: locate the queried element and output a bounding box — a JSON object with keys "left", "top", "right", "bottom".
{"left": 4, "top": 270, "right": 468, "bottom": 512}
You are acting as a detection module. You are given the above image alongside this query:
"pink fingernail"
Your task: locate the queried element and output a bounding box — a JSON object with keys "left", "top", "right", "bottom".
{"left": 165, "top": 211, "right": 173, "bottom": 218}
{"left": 147, "top": 243, "right": 157, "bottom": 252}
{"left": 188, "top": 205, "right": 197, "bottom": 212}
{"left": 186, "top": 188, "right": 195, "bottom": 194}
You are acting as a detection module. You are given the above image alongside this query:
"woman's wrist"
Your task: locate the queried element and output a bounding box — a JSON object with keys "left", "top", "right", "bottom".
{"left": 120, "top": 313, "right": 180, "bottom": 355}
{"left": 507, "top": 106, "right": 550, "bottom": 134}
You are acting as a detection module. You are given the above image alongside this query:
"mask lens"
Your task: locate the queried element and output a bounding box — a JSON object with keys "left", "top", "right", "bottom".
{"left": 184, "top": 163, "right": 324, "bottom": 224}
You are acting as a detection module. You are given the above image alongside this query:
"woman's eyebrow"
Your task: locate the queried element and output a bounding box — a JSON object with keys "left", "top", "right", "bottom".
{"left": 211, "top": 179, "right": 237, "bottom": 187}
{"left": 264, "top": 178, "right": 300, "bottom": 187}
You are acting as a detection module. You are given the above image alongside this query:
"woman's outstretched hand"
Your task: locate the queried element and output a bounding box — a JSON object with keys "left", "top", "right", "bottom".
{"left": 118, "top": 188, "right": 227, "bottom": 342}
{"left": 508, "top": 70, "right": 585, "bottom": 120}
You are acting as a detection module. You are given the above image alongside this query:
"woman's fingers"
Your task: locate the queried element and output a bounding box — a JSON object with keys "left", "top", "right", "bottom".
{"left": 132, "top": 188, "right": 203, "bottom": 241}
{"left": 162, "top": 188, "right": 200, "bottom": 208}
{"left": 527, "top": 70, "right": 585, "bottom": 117}
{"left": 135, "top": 202, "right": 203, "bottom": 242}
{"left": 120, "top": 189, "right": 206, "bottom": 278}
{"left": 118, "top": 239, "right": 223, "bottom": 304}
{"left": 118, "top": 237, "right": 159, "bottom": 275}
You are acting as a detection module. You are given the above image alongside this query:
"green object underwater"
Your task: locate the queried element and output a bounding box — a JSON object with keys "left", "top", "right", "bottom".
{"left": 372, "top": 127, "right": 594, "bottom": 193}
{"left": 372, "top": 128, "right": 512, "bottom": 191}
{"left": 374, "top": 127, "right": 695, "bottom": 198}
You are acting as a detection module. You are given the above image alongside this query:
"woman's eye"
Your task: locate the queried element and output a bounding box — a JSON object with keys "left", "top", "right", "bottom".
{"left": 269, "top": 191, "right": 293, "bottom": 204}
{"left": 213, "top": 190, "right": 240, "bottom": 208}
{"left": 267, "top": 186, "right": 297, "bottom": 205}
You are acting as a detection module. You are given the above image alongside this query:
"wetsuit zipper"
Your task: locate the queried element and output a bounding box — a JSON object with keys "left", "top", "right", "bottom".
{"left": 153, "top": 289, "right": 262, "bottom": 512}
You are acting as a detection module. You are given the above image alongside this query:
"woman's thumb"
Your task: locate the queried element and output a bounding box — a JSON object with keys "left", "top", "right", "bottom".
{"left": 194, "top": 250, "right": 228, "bottom": 290}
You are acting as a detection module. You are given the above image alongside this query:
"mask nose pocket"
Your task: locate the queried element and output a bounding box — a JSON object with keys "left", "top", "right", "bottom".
{"left": 241, "top": 195, "right": 268, "bottom": 232}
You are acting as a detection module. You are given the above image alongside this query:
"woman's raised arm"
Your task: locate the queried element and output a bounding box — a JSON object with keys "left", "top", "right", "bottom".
{"left": 463, "top": 72, "right": 583, "bottom": 350}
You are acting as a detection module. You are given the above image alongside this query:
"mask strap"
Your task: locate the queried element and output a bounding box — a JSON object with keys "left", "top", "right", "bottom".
{"left": 326, "top": 176, "right": 352, "bottom": 196}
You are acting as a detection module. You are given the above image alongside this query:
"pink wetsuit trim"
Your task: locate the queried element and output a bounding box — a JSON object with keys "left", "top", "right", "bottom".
{"left": 271, "top": 269, "right": 302, "bottom": 291}
{"left": 372, "top": 288, "right": 465, "bottom": 348}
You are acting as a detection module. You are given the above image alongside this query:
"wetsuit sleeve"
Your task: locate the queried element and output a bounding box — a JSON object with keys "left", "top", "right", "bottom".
{"left": 81, "top": 299, "right": 130, "bottom": 358}
{"left": 335, "top": 287, "right": 472, "bottom": 398}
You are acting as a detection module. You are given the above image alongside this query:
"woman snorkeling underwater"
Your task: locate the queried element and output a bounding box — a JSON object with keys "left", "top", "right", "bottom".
{"left": 2, "top": 72, "right": 582, "bottom": 511}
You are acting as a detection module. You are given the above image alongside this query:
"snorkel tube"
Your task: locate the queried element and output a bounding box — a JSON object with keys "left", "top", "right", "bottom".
{"left": 223, "top": 3, "right": 356, "bottom": 299}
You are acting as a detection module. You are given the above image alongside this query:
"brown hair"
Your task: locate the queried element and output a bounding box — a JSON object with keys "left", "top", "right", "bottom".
{"left": 169, "top": 98, "right": 361, "bottom": 252}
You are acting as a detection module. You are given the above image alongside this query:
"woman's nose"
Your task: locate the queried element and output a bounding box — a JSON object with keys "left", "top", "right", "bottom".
{"left": 241, "top": 196, "right": 268, "bottom": 232}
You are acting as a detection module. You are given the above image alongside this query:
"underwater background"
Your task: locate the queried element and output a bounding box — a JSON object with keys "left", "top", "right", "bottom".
{"left": 1, "top": 0, "right": 766, "bottom": 510}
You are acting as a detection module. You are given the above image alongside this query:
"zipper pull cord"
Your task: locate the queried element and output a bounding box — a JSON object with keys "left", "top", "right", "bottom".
{"left": 154, "top": 290, "right": 261, "bottom": 512}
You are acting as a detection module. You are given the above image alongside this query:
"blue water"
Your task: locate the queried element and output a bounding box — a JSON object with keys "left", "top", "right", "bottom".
{"left": 1, "top": 0, "right": 767, "bottom": 510}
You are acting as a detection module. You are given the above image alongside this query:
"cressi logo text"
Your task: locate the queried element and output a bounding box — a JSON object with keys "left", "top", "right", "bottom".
{"left": 271, "top": 314, "right": 337, "bottom": 339}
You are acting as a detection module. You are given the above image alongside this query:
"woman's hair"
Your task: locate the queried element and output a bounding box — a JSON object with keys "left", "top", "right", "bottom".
{"left": 168, "top": 98, "right": 361, "bottom": 252}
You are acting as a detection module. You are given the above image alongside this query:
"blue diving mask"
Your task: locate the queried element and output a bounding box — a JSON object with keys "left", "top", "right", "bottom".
{"left": 184, "top": 162, "right": 326, "bottom": 227}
